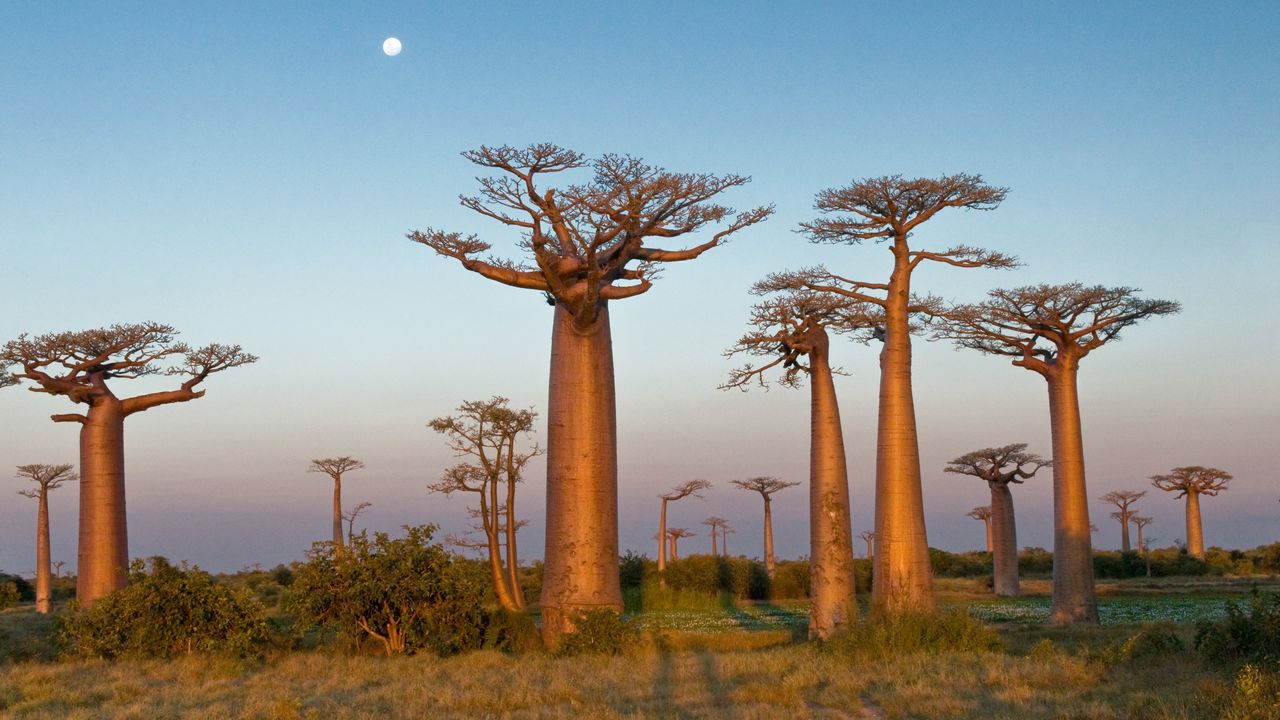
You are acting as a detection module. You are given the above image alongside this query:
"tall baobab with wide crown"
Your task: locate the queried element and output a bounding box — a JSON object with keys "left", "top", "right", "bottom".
{"left": 410, "top": 144, "right": 772, "bottom": 644}
{"left": 1151, "top": 466, "right": 1231, "bottom": 559}
{"left": 858, "top": 530, "right": 876, "bottom": 561}
{"left": 966, "top": 506, "right": 993, "bottom": 552}
{"left": 777, "top": 174, "right": 1016, "bottom": 614}
{"left": 657, "top": 480, "right": 711, "bottom": 575}
{"left": 938, "top": 284, "right": 1179, "bottom": 624}
{"left": 702, "top": 516, "right": 728, "bottom": 556}
{"left": 947, "top": 444, "right": 1049, "bottom": 596}
{"left": 731, "top": 476, "right": 799, "bottom": 580}
{"left": 724, "top": 284, "right": 878, "bottom": 637}
{"left": 1100, "top": 490, "right": 1146, "bottom": 552}
{"left": 16, "top": 464, "right": 77, "bottom": 613}
{"left": 1, "top": 322, "right": 256, "bottom": 606}
{"left": 308, "top": 457, "right": 365, "bottom": 550}
{"left": 429, "top": 397, "right": 540, "bottom": 611}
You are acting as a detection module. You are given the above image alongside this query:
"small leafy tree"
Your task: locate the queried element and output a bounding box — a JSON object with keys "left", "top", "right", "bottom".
{"left": 56, "top": 557, "right": 268, "bottom": 659}
{"left": 288, "top": 525, "right": 487, "bottom": 656}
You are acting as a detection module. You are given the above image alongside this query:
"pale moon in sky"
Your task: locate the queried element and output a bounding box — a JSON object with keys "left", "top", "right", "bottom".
{"left": 382, "top": 37, "right": 402, "bottom": 56}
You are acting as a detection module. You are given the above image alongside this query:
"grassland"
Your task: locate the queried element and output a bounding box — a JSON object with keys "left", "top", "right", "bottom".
{"left": 0, "top": 576, "right": 1276, "bottom": 719}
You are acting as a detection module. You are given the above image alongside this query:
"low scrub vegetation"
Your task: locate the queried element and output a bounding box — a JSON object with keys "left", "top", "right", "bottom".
{"left": 1195, "top": 589, "right": 1280, "bottom": 666}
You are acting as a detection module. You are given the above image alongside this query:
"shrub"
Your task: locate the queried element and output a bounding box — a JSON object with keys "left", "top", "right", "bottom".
{"left": 1218, "top": 664, "right": 1280, "bottom": 720}
{"left": 481, "top": 608, "right": 542, "bottom": 654}
{"left": 1120, "top": 623, "right": 1185, "bottom": 660}
{"left": 287, "top": 524, "right": 488, "bottom": 656}
{"left": 0, "top": 573, "right": 34, "bottom": 603}
{"left": 555, "top": 609, "right": 638, "bottom": 656}
{"left": 1195, "top": 589, "right": 1280, "bottom": 666}
{"left": 823, "top": 610, "right": 1000, "bottom": 660}
{"left": 1018, "top": 547, "right": 1053, "bottom": 575}
{"left": 928, "top": 549, "right": 992, "bottom": 577}
{"left": 56, "top": 557, "right": 268, "bottom": 659}
{"left": 0, "top": 582, "right": 18, "bottom": 611}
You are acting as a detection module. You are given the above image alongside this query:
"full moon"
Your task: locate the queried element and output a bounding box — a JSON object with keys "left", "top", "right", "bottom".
{"left": 382, "top": 37, "right": 402, "bottom": 56}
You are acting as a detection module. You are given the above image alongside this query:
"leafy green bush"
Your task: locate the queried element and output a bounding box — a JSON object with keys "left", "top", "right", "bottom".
{"left": 0, "top": 582, "right": 18, "bottom": 611}
{"left": 1120, "top": 623, "right": 1185, "bottom": 660}
{"left": 555, "top": 609, "right": 638, "bottom": 656}
{"left": 481, "top": 608, "right": 542, "bottom": 654}
{"left": 929, "top": 549, "right": 992, "bottom": 578}
{"left": 823, "top": 610, "right": 1000, "bottom": 660}
{"left": 56, "top": 557, "right": 268, "bottom": 659}
{"left": 1018, "top": 547, "right": 1054, "bottom": 575}
{"left": 0, "top": 573, "right": 34, "bottom": 603}
{"left": 288, "top": 525, "right": 488, "bottom": 656}
{"left": 1195, "top": 589, "right": 1280, "bottom": 666}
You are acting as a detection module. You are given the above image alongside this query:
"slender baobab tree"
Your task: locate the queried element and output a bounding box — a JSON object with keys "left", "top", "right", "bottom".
{"left": 657, "top": 479, "right": 711, "bottom": 575}
{"left": 666, "top": 528, "right": 694, "bottom": 560}
{"left": 1132, "top": 515, "right": 1154, "bottom": 576}
{"left": 342, "top": 502, "right": 372, "bottom": 546}
{"left": 731, "top": 476, "right": 799, "bottom": 580}
{"left": 429, "top": 397, "right": 540, "bottom": 611}
{"left": 410, "top": 144, "right": 771, "bottom": 644}
{"left": 721, "top": 522, "right": 735, "bottom": 556}
{"left": 946, "top": 444, "right": 1048, "bottom": 596}
{"left": 938, "top": 284, "right": 1179, "bottom": 623}
{"left": 52, "top": 560, "right": 65, "bottom": 578}
{"left": 966, "top": 506, "right": 993, "bottom": 552}
{"left": 2, "top": 323, "right": 256, "bottom": 606}
{"left": 777, "top": 174, "right": 1015, "bottom": 614}
{"left": 1100, "top": 490, "right": 1146, "bottom": 552}
{"left": 724, "top": 285, "right": 877, "bottom": 638}
{"left": 16, "top": 464, "right": 77, "bottom": 613}
{"left": 1151, "top": 466, "right": 1231, "bottom": 559}
{"left": 308, "top": 457, "right": 365, "bottom": 550}
{"left": 858, "top": 530, "right": 876, "bottom": 561}
{"left": 702, "top": 516, "right": 728, "bottom": 556}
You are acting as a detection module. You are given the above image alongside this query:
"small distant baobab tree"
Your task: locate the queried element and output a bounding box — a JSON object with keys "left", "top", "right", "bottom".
{"left": 16, "top": 464, "right": 77, "bottom": 613}
{"left": 1132, "top": 515, "right": 1154, "bottom": 576}
{"left": 1151, "top": 466, "right": 1231, "bottom": 559}
{"left": 858, "top": 530, "right": 876, "bottom": 561}
{"left": 309, "top": 457, "right": 365, "bottom": 549}
{"left": 343, "top": 502, "right": 372, "bottom": 546}
{"left": 731, "top": 476, "right": 799, "bottom": 580}
{"left": 721, "top": 522, "right": 735, "bottom": 556}
{"left": 966, "top": 506, "right": 993, "bottom": 552}
{"left": 52, "top": 560, "right": 65, "bottom": 578}
{"left": 938, "top": 284, "right": 1179, "bottom": 624}
{"left": 946, "top": 444, "right": 1049, "bottom": 596}
{"left": 410, "top": 144, "right": 772, "bottom": 644}
{"left": 724, "top": 285, "right": 878, "bottom": 637}
{"left": 780, "top": 174, "right": 1016, "bottom": 615}
{"left": 1100, "top": 490, "right": 1146, "bottom": 553}
{"left": 429, "top": 397, "right": 540, "bottom": 612}
{"left": 666, "top": 528, "right": 694, "bottom": 560}
{"left": 702, "top": 516, "right": 728, "bottom": 556}
{"left": 657, "top": 479, "right": 711, "bottom": 574}
{"left": 1, "top": 322, "right": 256, "bottom": 606}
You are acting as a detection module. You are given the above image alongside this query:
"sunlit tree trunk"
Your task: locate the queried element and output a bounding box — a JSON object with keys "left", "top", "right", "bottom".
{"left": 808, "top": 346, "right": 857, "bottom": 639}
{"left": 658, "top": 498, "right": 669, "bottom": 575}
{"left": 1120, "top": 517, "right": 1132, "bottom": 553}
{"left": 763, "top": 498, "right": 775, "bottom": 578}
{"left": 1185, "top": 491, "right": 1204, "bottom": 559}
{"left": 505, "top": 476, "right": 525, "bottom": 610}
{"left": 871, "top": 256, "right": 933, "bottom": 615}
{"left": 990, "top": 482, "right": 1020, "bottom": 596}
{"left": 1045, "top": 365, "right": 1098, "bottom": 624}
{"left": 77, "top": 397, "right": 128, "bottom": 606}
{"left": 35, "top": 490, "right": 52, "bottom": 613}
{"left": 484, "top": 496, "right": 519, "bottom": 611}
{"left": 709, "top": 527, "right": 718, "bottom": 556}
{"left": 332, "top": 477, "right": 344, "bottom": 548}
{"left": 540, "top": 304, "right": 621, "bottom": 645}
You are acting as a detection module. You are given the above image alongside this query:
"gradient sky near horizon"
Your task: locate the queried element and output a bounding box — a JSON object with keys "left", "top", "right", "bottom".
{"left": 1, "top": 2, "right": 1277, "bottom": 576}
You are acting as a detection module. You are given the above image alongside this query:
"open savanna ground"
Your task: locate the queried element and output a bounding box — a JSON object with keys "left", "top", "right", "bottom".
{"left": 1, "top": 576, "right": 1277, "bottom": 720}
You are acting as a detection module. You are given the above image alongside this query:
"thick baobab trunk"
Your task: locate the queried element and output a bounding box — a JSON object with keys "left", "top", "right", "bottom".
{"left": 332, "top": 477, "right": 343, "bottom": 548}
{"left": 1185, "top": 491, "right": 1204, "bottom": 559}
{"left": 35, "top": 491, "right": 52, "bottom": 614}
{"left": 77, "top": 399, "right": 129, "bottom": 606}
{"left": 983, "top": 516, "right": 994, "bottom": 552}
{"left": 989, "top": 482, "right": 1020, "bottom": 597}
{"left": 1120, "top": 517, "right": 1131, "bottom": 553}
{"left": 871, "top": 265, "right": 933, "bottom": 615}
{"left": 808, "top": 348, "right": 858, "bottom": 639}
{"left": 1045, "top": 367, "right": 1098, "bottom": 624}
{"left": 709, "top": 528, "right": 717, "bottom": 556}
{"left": 763, "top": 498, "right": 776, "bottom": 578}
{"left": 540, "top": 304, "right": 622, "bottom": 646}
{"left": 657, "top": 499, "right": 669, "bottom": 574}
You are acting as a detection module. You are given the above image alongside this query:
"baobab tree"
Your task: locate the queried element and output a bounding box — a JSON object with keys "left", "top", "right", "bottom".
{"left": 1100, "top": 490, "right": 1146, "bottom": 553}
{"left": 776, "top": 174, "right": 1015, "bottom": 614}
{"left": 343, "top": 502, "right": 373, "bottom": 546}
{"left": 410, "top": 144, "right": 772, "bottom": 644}
{"left": 731, "top": 476, "right": 799, "bottom": 580}
{"left": 52, "top": 560, "right": 65, "bottom": 578}
{"left": 946, "top": 444, "right": 1049, "bottom": 596}
{"left": 966, "top": 506, "right": 993, "bottom": 552}
{"left": 723, "top": 285, "right": 878, "bottom": 637}
{"left": 938, "top": 284, "right": 1179, "bottom": 624}
{"left": 666, "top": 528, "right": 695, "bottom": 561}
{"left": 16, "top": 464, "right": 77, "bottom": 613}
{"left": 1, "top": 323, "right": 256, "bottom": 606}
{"left": 721, "top": 522, "right": 735, "bottom": 556}
{"left": 702, "top": 516, "right": 728, "bottom": 555}
{"left": 429, "top": 397, "right": 540, "bottom": 612}
{"left": 1151, "top": 466, "right": 1231, "bottom": 559}
{"left": 858, "top": 530, "right": 876, "bottom": 561}
{"left": 1132, "top": 515, "right": 1155, "bottom": 576}
{"left": 308, "top": 457, "right": 365, "bottom": 550}
{"left": 657, "top": 479, "right": 711, "bottom": 575}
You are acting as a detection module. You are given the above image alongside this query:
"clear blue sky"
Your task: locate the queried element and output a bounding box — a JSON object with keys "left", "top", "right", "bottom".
{"left": 2, "top": 2, "right": 1277, "bottom": 574}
